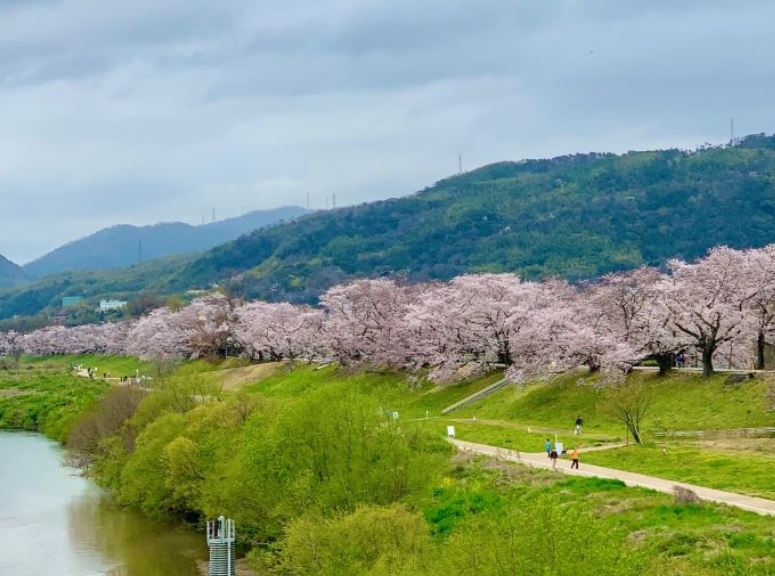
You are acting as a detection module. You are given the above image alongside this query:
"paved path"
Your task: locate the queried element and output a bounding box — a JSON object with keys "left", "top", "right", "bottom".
{"left": 450, "top": 438, "right": 775, "bottom": 517}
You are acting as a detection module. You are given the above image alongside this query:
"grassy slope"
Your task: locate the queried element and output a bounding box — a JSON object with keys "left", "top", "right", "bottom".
{"left": 247, "top": 365, "right": 775, "bottom": 499}
{"left": 0, "top": 368, "right": 109, "bottom": 440}
{"left": 454, "top": 370, "right": 773, "bottom": 435}
{"left": 244, "top": 364, "right": 775, "bottom": 574}
{"left": 245, "top": 364, "right": 504, "bottom": 419}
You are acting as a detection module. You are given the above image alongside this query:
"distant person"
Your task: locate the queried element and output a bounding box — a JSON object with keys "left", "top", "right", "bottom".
{"left": 570, "top": 447, "right": 579, "bottom": 470}
{"left": 545, "top": 438, "right": 552, "bottom": 457}
{"left": 549, "top": 448, "right": 559, "bottom": 469}
{"left": 575, "top": 416, "right": 583, "bottom": 435}
{"left": 676, "top": 352, "right": 686, "bottom": 368}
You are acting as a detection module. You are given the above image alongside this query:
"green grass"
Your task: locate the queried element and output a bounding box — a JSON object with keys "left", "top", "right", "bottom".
{"left": 439, "top": 419, "right": 619, "bottom": 452}
{"left": 20, "top": 354, "right": 153, "bottom": 377}
{"left": 245, "top": 364, "right": 504, "bottom": 419}
{"left": 454, "top": 370, "right": 774, "bottom": 437}
{"left": 583, "top": 443, "right": 775, "bottom": 500}
{"left": 424, "top": 457, "right": 775, "bottom": 576}
{"left": 0, "top": 368, "right": 109, "bottom": 440}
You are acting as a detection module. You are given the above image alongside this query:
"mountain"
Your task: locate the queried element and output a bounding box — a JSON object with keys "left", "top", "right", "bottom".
{"left": 4, "top": 133, "right": 775, "bottom": 321}
{"left": 23, "top": 206, "right": 310, "bottom": 278}
{"left": 0, "top": 255, "right": 30, "bottom": 289}
{"left": 169, "top": 133, "right": 775, "bottom": 302}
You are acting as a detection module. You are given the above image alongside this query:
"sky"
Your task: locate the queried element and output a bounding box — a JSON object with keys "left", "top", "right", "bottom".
{"left": 1, "top": 0, "right": 774, "bottom": 263}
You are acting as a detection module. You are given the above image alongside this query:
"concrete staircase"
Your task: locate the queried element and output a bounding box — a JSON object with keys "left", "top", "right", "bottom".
{"left": 441, "top": 378, "right": 510, "bottom": 415}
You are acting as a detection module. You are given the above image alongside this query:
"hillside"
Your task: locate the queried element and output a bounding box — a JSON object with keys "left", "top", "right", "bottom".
{"left": 0, "top": 254, "right": 194, "bottom": 325}
{"left": 0, "top": 255, "right": 31, "bottom": 289}
{"left": 169, "top": 134, "right": 775, "bottom": 302}
{"left": 23, "top": 205, "right": 309, "bottom": 277}
{"left": 4, "top": 134, "right": 775, "bottom": 319}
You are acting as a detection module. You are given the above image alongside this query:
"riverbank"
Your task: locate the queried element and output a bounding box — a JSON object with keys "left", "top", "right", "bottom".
{"left": 2, "top": 355, "right": 773, "bottom": 575}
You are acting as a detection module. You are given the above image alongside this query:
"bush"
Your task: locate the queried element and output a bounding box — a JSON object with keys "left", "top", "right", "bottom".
{"left": 269, "top": 504, "right": 430, "bottom": 576}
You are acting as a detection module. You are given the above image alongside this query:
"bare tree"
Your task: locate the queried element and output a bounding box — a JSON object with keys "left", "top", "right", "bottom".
{"left": 604, "top": 383, "right": 652, "bottom": 444}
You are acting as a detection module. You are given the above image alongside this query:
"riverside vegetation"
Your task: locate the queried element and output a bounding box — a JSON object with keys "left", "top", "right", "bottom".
{"left": 1, "top": 355, "right": 773, "bottom": 575}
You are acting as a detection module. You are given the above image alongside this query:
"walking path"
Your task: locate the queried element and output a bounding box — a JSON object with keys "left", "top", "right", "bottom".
{"left": 449, "top": 438, "right": 775, "bottom": 517}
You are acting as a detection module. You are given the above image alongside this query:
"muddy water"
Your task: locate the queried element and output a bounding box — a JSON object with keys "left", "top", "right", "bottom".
{"left": 0, "top": 431, "right": 206, "bottom": 575}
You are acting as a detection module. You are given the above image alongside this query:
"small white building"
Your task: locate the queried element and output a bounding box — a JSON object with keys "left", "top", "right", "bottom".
{"left": 99, "top": 299, "right": 127, "bottom": 312}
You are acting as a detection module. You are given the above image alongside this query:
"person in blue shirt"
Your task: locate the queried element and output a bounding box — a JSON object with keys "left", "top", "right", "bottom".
{"left": 545, "top": 438, "right": 552, "bottom": 457}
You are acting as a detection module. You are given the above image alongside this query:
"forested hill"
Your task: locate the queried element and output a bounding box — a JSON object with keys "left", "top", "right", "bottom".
{"left": 23, "top": 205, "right": 309, "bottom": 278}
{"left": 4, "top": 134, "right": 775, "bottom": 322}
{"left": 169, "top": 133, "right": 775, "bottom": 302}
{"left": 0, "top": 255, "right": 29, "bottom": 289}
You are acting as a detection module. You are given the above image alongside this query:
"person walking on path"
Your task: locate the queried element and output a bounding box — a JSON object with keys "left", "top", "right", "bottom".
{"left": 545, "top": 438, "right": 552, "bottom": 457}
{"left": 570, "top": 447, "right": 579, "bottom": 470}
{"left": 575, "top": 416, "right": 583, "bottom": 435}
{"left": 549, "top": 448, "right": 559, "bottom": 469}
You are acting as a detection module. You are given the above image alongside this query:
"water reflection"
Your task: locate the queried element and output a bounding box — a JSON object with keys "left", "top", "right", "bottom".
{"left": 0, "top": 432, "right": 206, "bottom": 576}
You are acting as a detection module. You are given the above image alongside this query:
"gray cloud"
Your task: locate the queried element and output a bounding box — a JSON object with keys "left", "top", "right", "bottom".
{"left": 0, "top": 0, "right": 773, "bottom": 262}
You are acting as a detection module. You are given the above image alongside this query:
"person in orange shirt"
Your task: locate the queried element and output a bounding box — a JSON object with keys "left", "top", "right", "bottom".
{"left": 570, "top": 448, "right": 579, "bottom": 469}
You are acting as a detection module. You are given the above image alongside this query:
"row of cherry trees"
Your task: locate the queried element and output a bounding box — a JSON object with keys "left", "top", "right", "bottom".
{"left": 3, "top": 245, "right": 775, "bottom": 382}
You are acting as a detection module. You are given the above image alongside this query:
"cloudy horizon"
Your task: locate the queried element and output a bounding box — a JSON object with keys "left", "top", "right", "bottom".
{"left": 1, "top": 0, "right": 773, "bottom": 263}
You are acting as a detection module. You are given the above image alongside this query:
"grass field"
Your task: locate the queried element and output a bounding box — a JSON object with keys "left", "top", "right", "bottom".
{"left": 582, "top": 443, "right": 775, "bottom": 500}
{"left": 0, "top": 367, "right": 109, "bottom": 440}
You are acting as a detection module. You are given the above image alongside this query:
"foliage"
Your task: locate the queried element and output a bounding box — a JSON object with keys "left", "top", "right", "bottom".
{"left": 270, "top": 504, "right": 431, "bottom": 576}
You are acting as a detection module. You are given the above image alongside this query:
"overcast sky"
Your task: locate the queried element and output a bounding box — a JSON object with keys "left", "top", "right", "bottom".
{"left": 1, "top": 0, "right": 773, "bottom": 263}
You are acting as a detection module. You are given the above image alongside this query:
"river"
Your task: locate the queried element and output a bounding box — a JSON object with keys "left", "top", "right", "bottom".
{"left": 0, "top": 431, "right": 207, "bottom": 575}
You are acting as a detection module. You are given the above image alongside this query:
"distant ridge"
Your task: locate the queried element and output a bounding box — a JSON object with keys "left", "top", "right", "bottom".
{"left": 23, "top": 206, "right": 310, "bottom": 277}
{"left": 168, "top": 133, "right": 775, "bottom": 302}
{"left": 0, "top": 254, "right": 31, "bottom": 289}
{"left": 4, "top": 133, "right": 775, "bottom": 321}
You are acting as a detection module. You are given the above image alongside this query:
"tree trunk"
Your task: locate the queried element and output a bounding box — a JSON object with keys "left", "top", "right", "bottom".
{"left": 657, "top": 353, "right": 675, "bottom": 376}
{"left": 497, "top": 335, "right": 512, "bottom": 366}
{"left": 701, "top": 347, "right": 714, "bottom": 377}
{"left": 756, "top": 331, "right": 766, "bottom": 370}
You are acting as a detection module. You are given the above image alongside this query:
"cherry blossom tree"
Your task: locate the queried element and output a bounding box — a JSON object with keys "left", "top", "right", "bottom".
{"left": 234, "top": 301, "right": 324, "bottom": 362}
{"left": 588, "top": 267, "right": 682, "bottom": 375}
{"left": 739, "top": 246, "right": 775, "bottom": 369}
{"left": 125, "top": 306, "right": 192, "bottom": 360}
{"left": 320, "top": 278, "right": 415, "bottom": 368}
{"left": 661, "top": 247, "right": 753, "bottom": 376}
{"left": 0, "top": 330, "right": 23, "bottom": 361}
{"left": 407, "top": 274, "right": 548, "bottom": 381}
{"left": 507, "top": 280, "right": 639, "bottom": 384}
{"left": 180, "top": 293, "right": 238, "bottom": 359}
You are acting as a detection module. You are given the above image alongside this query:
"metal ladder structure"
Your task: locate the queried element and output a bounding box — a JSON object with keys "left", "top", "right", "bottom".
{"left": 207, "top": 516, "right": 236, "bottom": 576}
